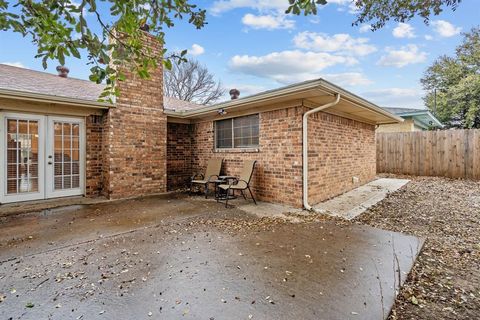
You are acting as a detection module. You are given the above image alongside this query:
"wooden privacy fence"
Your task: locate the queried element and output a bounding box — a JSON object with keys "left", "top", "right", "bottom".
{"left": 376, "top": 129, "right": 480, "bottom": 179}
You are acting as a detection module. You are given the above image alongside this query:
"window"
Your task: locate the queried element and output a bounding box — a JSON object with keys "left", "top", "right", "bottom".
{"left": 215, "top": 114, "right": 259, "bottom": 149}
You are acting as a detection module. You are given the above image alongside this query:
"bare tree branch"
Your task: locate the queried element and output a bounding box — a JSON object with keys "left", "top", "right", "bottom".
{"left": 164, "top": 59, "right": 225, "bottom": 105}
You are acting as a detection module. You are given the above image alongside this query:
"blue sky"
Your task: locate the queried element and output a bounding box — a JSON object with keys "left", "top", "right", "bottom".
{"left": 0, "top": 0, "right": 478, "bottom": 108}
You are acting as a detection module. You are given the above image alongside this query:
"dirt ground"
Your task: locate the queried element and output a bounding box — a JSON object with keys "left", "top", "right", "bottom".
{"left": 356, "top": 175, "right": 480, "bottom": 320}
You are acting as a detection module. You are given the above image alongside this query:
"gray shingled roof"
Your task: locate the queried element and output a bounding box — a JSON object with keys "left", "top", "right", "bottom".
{"left": 382, "top": 107, "right": 427, "bottom": 115}
{"left": 0, "top": 63, "right": 203, "bottom": 111}
{"left": 0, "top": 63, "right": 106, "bottom": 102}
{"left": 163, "top": 96, "right": 201, "bottom": 112}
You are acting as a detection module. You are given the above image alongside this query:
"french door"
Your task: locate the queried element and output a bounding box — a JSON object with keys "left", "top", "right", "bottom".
{"left": 0, "top": 113, "right": 85, "bottom": 203}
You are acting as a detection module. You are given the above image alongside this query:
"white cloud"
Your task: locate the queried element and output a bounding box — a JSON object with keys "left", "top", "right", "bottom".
{"left": 190, "top": 44, "right": 205, "bottom": 56}
{"left": 1, "top": 62, "right": 26, "bottom": 68}
{"left": 362, "top": 88, "right": 424, "bottom": 108}
{"left": 211, "top": 0, "right": 355, "bottom": 15}
{"left": 333, "top": 0, "right": 359, "bottom": 14}
{"left": 242, "top": 13, "right": 294, "bottom": 30}
{"left": 392, "top": 23, "right": 415, "bottom": 38}
{"left": 322, "top": 72, "right": 373, "bottom": 86}
{"left": 230, "top": 50, "right": 358, "bottom": 84}
{"left": 293, "top": 32, "right": 377, "bottom": 56}
{"left": 424, "top": 35, "right": 433, "bottom": 41}
{"left": 377, "top": 45, "right": 427, "bottom": 68}
{"left": 359, "top": 24, "right": 371, "bottom": 33}
{"left": 210, "top": 0, "right": 287, "bottom": 15}
{"left": 431, "top": 20, "right": 462, "bottom": 37}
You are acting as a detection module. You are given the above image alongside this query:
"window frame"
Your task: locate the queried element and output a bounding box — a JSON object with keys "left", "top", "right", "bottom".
{"left": 214, "top": 114, "right": 259, "bottom": 150}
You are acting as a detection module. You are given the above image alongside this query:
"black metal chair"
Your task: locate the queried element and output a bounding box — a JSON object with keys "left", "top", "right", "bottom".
{"left": 217, "top": 160, "right": 257, "bottom": 208}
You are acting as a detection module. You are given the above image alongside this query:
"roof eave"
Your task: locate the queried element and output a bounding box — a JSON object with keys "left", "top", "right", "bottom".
{"left": 0, "top": 88, "right": 113, "bottom": 109}
{"left": 164, "top": 78, "right": 403, "bottom": 124}
{"left": 399, "top": 110, "right": 444, "bottom": 128}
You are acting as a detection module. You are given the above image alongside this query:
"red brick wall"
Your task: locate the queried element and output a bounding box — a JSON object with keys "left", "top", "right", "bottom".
{"left": 307, "top": 112, "right": 376, "bottom": 204}
{"left": 85, "top": 115, "right": 104, "bottom": 197}
{"left": 189, "top": 107, "right": 376, "bottom": 208}
{"left": 103, "top": 32, "right": 167, "bottom": 199}
{"left": 191, "top": 107, "right": 304, "bottom": 207}
{"left": 167, "top": 122, "right": 192, "bottom": 190}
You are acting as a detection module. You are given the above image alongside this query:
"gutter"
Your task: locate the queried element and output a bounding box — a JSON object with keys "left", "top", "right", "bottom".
{"left": 164, "top": 78, "right": 403, "bottom": 124}
{"left": 303, "top": 94, "right": 341, "bottom": 211}
{"left": 0, "top": 88, "right": 112, "bottom": 109}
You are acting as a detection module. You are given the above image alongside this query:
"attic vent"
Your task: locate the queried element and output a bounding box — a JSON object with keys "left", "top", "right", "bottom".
{"left": 56, "top": 66, "right": 69, "bottom": 78}
{"left": 229, "top": 88, "right": 240, "bottom": 100}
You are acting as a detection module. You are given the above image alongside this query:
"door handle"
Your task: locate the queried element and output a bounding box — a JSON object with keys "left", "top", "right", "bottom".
{"left": 48, "top": 161, "right": 53, "bottom": 165}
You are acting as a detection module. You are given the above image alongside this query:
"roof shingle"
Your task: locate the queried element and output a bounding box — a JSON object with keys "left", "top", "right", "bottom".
{"left": 0, "top": 64, "right": 204, "bottom": 112}
{"left": 0, "top": 64, "right": 106, "bottom": 102}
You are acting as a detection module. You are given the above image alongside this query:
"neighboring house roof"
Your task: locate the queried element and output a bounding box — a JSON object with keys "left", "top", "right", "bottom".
{"left": 382, "top": 107, "right": 444, "bottom": 128}
{"left": 382, "top": 107, "right": 425, "bottom": 114}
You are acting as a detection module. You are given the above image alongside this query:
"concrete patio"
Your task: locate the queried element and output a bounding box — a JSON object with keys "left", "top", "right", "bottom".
{"left": 314, "top": 178, "right": 411, "bottom": 220}
{"left": 0, "top": 193, "right": 423, "bottom": 320}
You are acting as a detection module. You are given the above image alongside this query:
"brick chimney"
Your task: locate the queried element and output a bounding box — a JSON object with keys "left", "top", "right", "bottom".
{"left": 103, "top": 31, "right": 167, "bottom": 199}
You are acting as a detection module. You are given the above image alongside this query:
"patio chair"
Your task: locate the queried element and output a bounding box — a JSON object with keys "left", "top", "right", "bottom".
{"left": 217, "top": 160, "right": 257, "bottom": 208}
{"left": 190, "top": 158, "right": 223, "bottom": 198}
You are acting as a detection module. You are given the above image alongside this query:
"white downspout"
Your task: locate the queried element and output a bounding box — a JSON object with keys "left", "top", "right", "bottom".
{"left": 303, "top": 94, "right": 341, "bottom": 211}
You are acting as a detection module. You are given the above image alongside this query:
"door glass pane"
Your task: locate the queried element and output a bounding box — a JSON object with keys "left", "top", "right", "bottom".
{"left": 5, "top": 118, "right": 39, "bottom": 194}
{"left": 72, "top": 175, "right": 80, "bottom": 188}
{"left": 53, "top": 120, "right": 80, "bottom": 191}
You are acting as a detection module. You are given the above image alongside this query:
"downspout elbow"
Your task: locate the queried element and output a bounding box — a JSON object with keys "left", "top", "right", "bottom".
{"left": 302, "top": 94, "right": 341, "bottom": 211}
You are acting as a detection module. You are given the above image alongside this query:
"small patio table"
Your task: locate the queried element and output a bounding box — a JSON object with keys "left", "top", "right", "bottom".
{"left": 216, "top": 176, "right": 237, "bottom": 200}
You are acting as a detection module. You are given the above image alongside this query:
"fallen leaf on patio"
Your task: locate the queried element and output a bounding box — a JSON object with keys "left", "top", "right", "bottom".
{"left": 25, "top": 302, "right": 35, "bottom": 308}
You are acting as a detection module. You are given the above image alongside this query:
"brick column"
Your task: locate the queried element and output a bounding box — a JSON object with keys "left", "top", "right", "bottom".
{"left": 103, "top": 32, "right": 167, "bottom": 199}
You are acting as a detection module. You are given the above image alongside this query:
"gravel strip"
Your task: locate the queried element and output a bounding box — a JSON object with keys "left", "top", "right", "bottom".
{"left": 355, "top": 175, "right": 480, "bottom": 320}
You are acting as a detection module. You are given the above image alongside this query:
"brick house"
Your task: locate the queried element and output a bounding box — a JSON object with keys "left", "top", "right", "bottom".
{"left": 0, "top": 35, "right": 401, "bottom": 208}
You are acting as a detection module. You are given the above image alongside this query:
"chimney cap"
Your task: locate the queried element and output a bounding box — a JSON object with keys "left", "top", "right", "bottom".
{"left": 229, "top": 88, "right": 240, "bottom": 100}
{"left": 56, "top": 65, "right": 69, "bottom": 78}
{"left": 140, "top": 23, "right": 150, "bottom": 32}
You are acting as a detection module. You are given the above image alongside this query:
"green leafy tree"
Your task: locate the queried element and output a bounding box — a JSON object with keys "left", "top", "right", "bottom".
{"left": 0, "top": 0, "right": 463, "bottom": 99}
{"left": 287, "top": 0, "right": 462, "bottom": 30}
{"left": 421, "top": 27, "right": 480, "bottom": 128}
{"left": 0, "top": 0, "right": 207, "bottom": 99}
